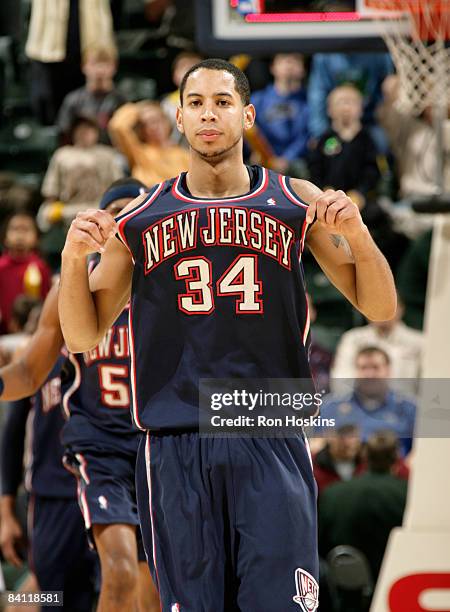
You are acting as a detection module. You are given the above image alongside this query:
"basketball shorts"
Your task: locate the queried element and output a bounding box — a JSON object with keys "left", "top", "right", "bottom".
{"left": 29, "top": 495, "right": 97, "bottom": 612}
{"left": 136, "top": 432, "right": 319, "bottom": 612}
{"left": 63, "top": 447, "right": 145, "bottom": 560}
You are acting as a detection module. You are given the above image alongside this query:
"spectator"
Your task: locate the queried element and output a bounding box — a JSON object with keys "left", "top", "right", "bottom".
{"left": 40, "top": 116, "right": 124, "bottom": 219}
{"left": 161, "top": 51, "right": 203, "bottom": 145}
{"left": 109, "top": 101, "right": 189, "bottom": 185}
{"left": 378, "top": 74, "right": 450, "bottom": 200}
{"left": 318, "top": 431, "right": 408, "bottom": 582}
{"left": 0, "top": 213, "right": 51, "bottom": 335}
{"left": 307, "top": 51, "right": 393, "bottom": 152}
{"left": 313, "top": 424, "right": 365, "bottom": 496}
{"left": 25, "top": 0, "right": 116, "bottom": 125}
{"left": 57, "top": 45, "right": 126, "bottom": 145}
{"left": 331, "top": 300, "right": 423, "bottom": 391}
{"left": 251, "top": 53, "right": 309, "bottom": 174}
{"left": 321, "top": 346, "right": 416, "bottom": 457}
{"left": 0, "top": 296, "right": 41, "bottom": 366}
{"left": 308, "top": 84, "right": 380, "bottom": 205}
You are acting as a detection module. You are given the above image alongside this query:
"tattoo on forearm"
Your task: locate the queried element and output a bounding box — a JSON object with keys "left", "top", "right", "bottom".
{"left": 330, "top": 234, "right": 355, "bottom": 261}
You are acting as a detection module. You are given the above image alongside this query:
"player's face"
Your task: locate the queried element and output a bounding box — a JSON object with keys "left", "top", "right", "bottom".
{"left": 176, "top": 69, "right": 255, "bottom": 161}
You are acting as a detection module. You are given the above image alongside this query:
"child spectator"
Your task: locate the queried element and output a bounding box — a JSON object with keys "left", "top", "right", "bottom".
{"left": 308, "top": 84, "right": 380, "bottom": 205}
{"left": 161, "top": 51, "right": 203, "bottom": 145}
{"left": 109, "top": 101, "right": 190, "bottom": 185}
{"left": 309, "top": 83, "right": 409, "bottom": 270}
{"left": 41, "top": 116, "right": 124, "bottom": 220}
{"left": 57, "top": 46, "right": 126, "bottom": 145}
{"left": 0, "top": 213, "right": 51, "bottom": 335}
{"left": 251, "top": 53, "right": 309, "bottom": 175}
{"left": 308, "top": 50, "right": 393, "bottom": 152}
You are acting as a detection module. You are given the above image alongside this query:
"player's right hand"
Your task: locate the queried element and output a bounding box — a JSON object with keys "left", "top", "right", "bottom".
{"left": 0, "top": 513, "right": 24, "bottom": 567}
{"left": 62, "top": 209, "right": 118, "bottom": 259}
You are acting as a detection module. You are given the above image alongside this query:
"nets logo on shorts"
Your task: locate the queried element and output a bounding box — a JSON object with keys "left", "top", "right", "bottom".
{"left": 293, "top": 568, "right": 319, "bottom": 611}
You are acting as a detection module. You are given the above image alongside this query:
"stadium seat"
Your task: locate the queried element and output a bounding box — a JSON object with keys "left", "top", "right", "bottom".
{"left": 326, "top": 545, "right": 374, "bottom": 612}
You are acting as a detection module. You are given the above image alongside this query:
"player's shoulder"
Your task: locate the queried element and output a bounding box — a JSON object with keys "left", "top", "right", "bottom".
{"left": 286, "top": 177, "right": 322, "bottom": 207}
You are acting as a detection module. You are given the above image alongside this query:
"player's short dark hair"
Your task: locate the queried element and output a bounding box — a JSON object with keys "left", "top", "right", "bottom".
{"left": 366, "top": 430, "right": 399, "bottom": 472}
{"left": 179, "top": 58, "right": 251, "bottom": 106}
{"left": 355, "top": 345, "right": 391, "bottom": 365}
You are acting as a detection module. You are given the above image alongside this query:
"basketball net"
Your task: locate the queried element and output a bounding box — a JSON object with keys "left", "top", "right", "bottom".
{"left": 365, "top": 0, "right": 450, "bottom": 115}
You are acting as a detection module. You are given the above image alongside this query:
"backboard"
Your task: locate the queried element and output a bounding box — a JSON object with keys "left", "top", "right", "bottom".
{"left": 195, "top": 0, "right": 410, "bottom": 54}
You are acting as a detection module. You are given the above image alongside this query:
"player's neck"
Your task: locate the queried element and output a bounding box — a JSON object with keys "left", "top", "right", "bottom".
{"left": 186, "top": 155, "right": 250, "bottom": 199}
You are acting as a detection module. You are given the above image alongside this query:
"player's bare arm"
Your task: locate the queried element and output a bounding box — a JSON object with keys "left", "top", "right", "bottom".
{"left": 292, "top": 179, "right": 397, "bottom": 321}
{"left": 0, "top": 285, "right": 64, "bottom": 401}
{"left": 59, "top": 195, "right": 146, "bottom": 352}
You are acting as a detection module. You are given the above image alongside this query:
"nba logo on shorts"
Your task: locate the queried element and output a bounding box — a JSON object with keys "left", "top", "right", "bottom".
{"left": 171, "top": 604, "right": 180, "bottom": 612}
{"left": 293, "top": 568, "right": 319, "bottom": 611}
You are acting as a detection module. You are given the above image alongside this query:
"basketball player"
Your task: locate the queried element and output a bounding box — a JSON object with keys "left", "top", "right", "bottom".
{"left": 58, "top": 59, "right": 397, "bottom": 611}
{"left": 0, "top": 357, "right": 97, "bottom": 611}
{"left": 0, "top": 179, "right": 159, "bottom": 612}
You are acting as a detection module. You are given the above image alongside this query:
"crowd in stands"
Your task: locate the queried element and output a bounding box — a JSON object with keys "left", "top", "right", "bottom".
{"left": 1, "top": 0, "right": 447, "bottom": 609}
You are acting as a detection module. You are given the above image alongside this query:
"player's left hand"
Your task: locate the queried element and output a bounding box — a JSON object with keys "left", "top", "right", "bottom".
{"left": 306, "top": 189, "right": 364, "bottom": 237}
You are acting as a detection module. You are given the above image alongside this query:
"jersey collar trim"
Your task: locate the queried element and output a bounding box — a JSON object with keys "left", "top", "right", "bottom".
{"left": 172, "top": 167, "right": 269, "bottom": 204}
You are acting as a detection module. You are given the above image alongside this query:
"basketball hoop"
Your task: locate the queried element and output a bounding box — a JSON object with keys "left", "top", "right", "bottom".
{"left": 364, "top": 0, "right": 450, "bottom": 116}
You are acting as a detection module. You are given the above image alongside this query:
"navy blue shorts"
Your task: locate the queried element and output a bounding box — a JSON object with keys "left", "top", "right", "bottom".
{"left": 63, "top": 447, "right": 139, "bottom": 527}
{"left": 29, "top": 495, "right": 97, "bottom": 612}
{"left": 136, "top": 432, "right": 319, "bottom": 612}
{"left": 63, "top": 447, "right": 146, "bottom": 561}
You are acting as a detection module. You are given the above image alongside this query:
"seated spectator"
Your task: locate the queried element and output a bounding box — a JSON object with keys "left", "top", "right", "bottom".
{"left": 308, "top": 49, "right": 393, "bottom": 152}
{"left": 57, "top": 46, "right": 126, "bottom": 145}
{"left": 313, "top": 424, "right": 365, "bottom": 496}
{"left": 308, "top": 84, "right": 380, "bottom": 205}
{"left": 251, "top": 53, "right": 309, "bottom": 175}
{"left": 161, "top": 51, "right": 203, "bottom": 145}
{"left": 321, "top": 346, "right": 416, "bottom": 457}
{"left": 331, "top": 301, "right": 423, "bottom": 393}
{"left": 40, "top": 116, "right": 124, "bottom": 223}
{"left": 378, "top": 74, "right": 450, "bottom": 200}
{"left": 0, "top": 213, "right": 51, "bottom": 335}
{"left": 318, "top": 431, "right": 408, "bottom": 583}
{"left": 109, "top": 101, "right": 190, "bottom": 185}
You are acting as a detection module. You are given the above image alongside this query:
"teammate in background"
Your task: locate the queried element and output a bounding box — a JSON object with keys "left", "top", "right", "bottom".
{"left": 58, "top": 59, "right": 397, "bottom": 610}
{"left": 0, "top": 358, "right": 97, "bottom": 611}
{"left": 0, "top": 179, "right": 160, "bottom": 612}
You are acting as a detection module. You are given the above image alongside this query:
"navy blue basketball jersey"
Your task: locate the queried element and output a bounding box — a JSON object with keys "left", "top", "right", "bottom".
{"left": 61, "top": 307, "right": 139, "bottom": 455}
{"left": 116, "top": 166, "right": 313, "bottom": 432}
{"left": 27, "top": 354, "right": 76, "bottom": 498}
